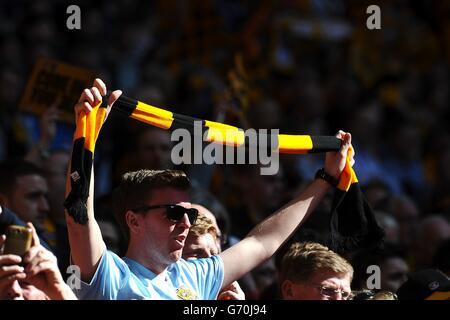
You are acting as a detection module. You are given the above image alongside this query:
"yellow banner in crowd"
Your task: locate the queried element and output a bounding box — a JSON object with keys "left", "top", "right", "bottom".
{"left": 20, "top": 57, "right": 96, "bottom": 123}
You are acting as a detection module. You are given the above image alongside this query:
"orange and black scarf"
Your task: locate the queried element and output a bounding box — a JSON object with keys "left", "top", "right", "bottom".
{"left": 112, "top": 95, "right": 343, "bottom": 154}
{"left": 64, "top": 99, "right": 108, "bottom": 224}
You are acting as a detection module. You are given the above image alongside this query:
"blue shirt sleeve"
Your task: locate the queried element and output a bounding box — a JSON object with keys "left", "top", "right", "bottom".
{"left": 74, "top": 250, "right": 130, "bottom": 300}
{"left": 183, "top": 255, "right": 224, "bottom": 300}
{"left": 202, "top": 255, "right": 225, "bottom": 300}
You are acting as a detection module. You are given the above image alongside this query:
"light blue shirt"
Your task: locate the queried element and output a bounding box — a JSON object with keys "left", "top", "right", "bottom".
{"left": 74, "top": 250, "right": 224, "bottom": 300}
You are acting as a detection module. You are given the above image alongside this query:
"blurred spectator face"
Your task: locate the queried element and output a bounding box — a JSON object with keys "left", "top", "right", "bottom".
{"left": 298, "top": 82, "right": 326, "bottom": 119}
{"left": 364, "top": 180, "right": 390, "bottom": 209}
{"left": 380, "top": 257, "right": 409, "bottom": 293}
{"left": 44, "top": 151, "right": 70, "bottom": 224}
{"left": 1, "top": 280, "right": 48, "bottom": 300}
{"left": 24, "top": 20, "right": 56, "bottom": 64}
{"left": 191, "top": 204, "right": 218, "bottom": 230}
{"left": 0, "top": 68, "right": 22, "bottom": 109}
{"left": 251, "top": 258, "right": 277, "bottom": 297}
{"left": 136, "top": 129, "right": 172, "bottom": 170}
{"left": 183, "top": 232, "right": 219, "bottom": 259}
{"left": 1, "top": 38, "right": 22, "bottom": 66}
{"left": 134, "top": 84, "right": 166, "bottom": 107}
{"left": 349, "top": 103, "right": 381, "bottom": 147}
{"left": 390, "top": 196, "right": 419, "bottom": 247}
{"left": 375, "top": 211, "right": 400, "bottom": 243}
{"left": 244, "top": 166, "right": 284, "bottom": 217}
{"left": 392, "top": 126, "right": 422, "bottom": 162}
{"left": 6, "top": 174, "right": 49, "bottom": 228}
{"left": 29, "top": 20, "right": 56, "bottom": 44}
{"left": 284, "top": 269, "right": 352, "bottom": 300}
{"left": 191, "top": 204, "right": 222, "bottom": 249}
{"left": 248, "top": 99, "right": 281, "bottom": 129}
{"left": 183, "top": 207, "right": 221, "bottom": 259}
{"left": 415, "top": 216, "right": 450, "bottom": 268}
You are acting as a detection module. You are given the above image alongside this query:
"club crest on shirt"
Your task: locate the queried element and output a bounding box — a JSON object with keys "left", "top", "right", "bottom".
{"left": 176, "top": 286, "right": 197, "bottom": 300}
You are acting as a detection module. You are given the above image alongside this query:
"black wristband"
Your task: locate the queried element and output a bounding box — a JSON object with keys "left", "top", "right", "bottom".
{"left": 315, "top": 168, "right": 339, "bottom": 187}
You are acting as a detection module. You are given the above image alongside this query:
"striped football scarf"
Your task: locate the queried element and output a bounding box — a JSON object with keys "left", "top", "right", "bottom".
{"left": 65, "top": 92, "right": 385, "bottom": 256}
{"left": 112, "top": 94, "right": 343, "bottom": 154}
{"left": 64, "top": 99, "right": 108, "bottom": 224}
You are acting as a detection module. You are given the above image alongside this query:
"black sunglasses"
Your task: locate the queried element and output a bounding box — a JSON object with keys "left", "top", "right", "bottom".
{"left": 132, "top": 204, "right": 199, "bottom": 225}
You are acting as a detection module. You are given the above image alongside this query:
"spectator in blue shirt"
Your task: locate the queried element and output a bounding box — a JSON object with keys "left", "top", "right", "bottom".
{"left": 66, "top": 79, "right": 354, "bottom": 300}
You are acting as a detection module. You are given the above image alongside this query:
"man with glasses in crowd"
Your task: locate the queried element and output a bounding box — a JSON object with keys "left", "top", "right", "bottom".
{"left": 65, "top": 79, "right": 355, "bottom": 300}
{"left": 280, "top": 242, "right": 354, "bottom": 300}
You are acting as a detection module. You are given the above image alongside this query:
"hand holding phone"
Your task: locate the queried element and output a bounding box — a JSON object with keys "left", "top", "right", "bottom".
{"left": 0, "top": 225, "right": 30, "bottom": 299}
{"left": 3, "top": 225, "right": 32, "bottom": 257}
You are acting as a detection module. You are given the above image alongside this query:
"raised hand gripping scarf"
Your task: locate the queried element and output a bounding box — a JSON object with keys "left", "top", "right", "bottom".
{"left": 64, "top": 98, "right": 108, "bottom": 224}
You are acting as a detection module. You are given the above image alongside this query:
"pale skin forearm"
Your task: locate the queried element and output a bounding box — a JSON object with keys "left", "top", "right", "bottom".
{"left": 219, "top": 131, "right": 353, "bottom": 290}
{"left": 64, "top": 80, "right": 121, "bottom": 282}
{"left": 219, "top": 178, "right": 331, "bottom": 288}
{"left": 65, "top": 162, "right": 105, "bottom": 281}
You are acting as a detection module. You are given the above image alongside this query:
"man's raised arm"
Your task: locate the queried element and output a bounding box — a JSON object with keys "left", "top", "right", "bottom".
{"left": 219, "top": 131, "right": 354, "bottom": 289}
{"left": 65, "top": 78, "right": 122, "bottom": 281}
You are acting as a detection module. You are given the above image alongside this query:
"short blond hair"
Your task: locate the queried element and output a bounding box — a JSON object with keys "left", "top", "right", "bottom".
{"left": 188, "top": 214, "right": 218, "bottom": 241}
{"left": 280, "top": 242, "right": 353, "bottom": 284}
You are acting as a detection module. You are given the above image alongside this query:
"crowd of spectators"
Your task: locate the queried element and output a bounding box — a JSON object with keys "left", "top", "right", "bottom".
{"left": 0, "top": 0, "right": 449, "bottom": 300}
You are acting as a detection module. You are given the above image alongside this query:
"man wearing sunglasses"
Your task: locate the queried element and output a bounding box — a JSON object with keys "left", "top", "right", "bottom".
{"left": 65, "top": 79, "right": 355, "bottom": 300}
